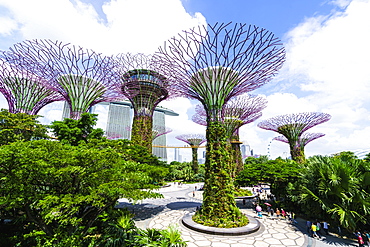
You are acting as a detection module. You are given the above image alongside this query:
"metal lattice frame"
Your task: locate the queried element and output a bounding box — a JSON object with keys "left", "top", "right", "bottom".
{"left": 258, "top": 112, "right": 331, "bottom": 162}
{"left": 176, "top": 134, "right": 207, "bottom": 147}
{"left": 7, "top": 39, "right": 122, "bottom": 119}
{"left": 258, "top": 112, "right": 331, "bottom": 135}
{"left": 114, "top": 53, "right": 175, "bottom": 117}
{"left": 152, "top": 125, "right": 172, "bottom": 141}
{"left": 155, "top": 22, "right": 285, "bottom": 121}
{"left": 273, "top": 132, "right": 325, "bottom": 147}
{"left": 222, "top": 94, "right": 267, "bottom": 140}
{"left": 0, "top": 54, "right": 63, "bottom": 114}
{"left": 193, "top": 94, "right": 267, "bottom": 139}
{"left": 113, "top": 53, "right": 175, "bottom": 151}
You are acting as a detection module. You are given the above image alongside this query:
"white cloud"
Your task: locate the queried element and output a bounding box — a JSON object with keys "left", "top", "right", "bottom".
{"left": 0, "top": 16, "right": 17, "bottom": 36}
{"left": 0, "top": 0, "right": 206, "bottom": 54}
{"left": 258, "top": 0, "right": 370, "bottom": 158}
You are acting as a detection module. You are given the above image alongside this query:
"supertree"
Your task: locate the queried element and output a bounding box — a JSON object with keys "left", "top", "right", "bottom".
{"left": 223, "top": 94, "right": 267, "bottom": 175}
{"left": 6, "top": 39, "right": 122, "bottom": 119}
{"left": 152, "top": 125, "right": 172, "bottom": 141}
{"left": 113, "top": 53, "right": 174, "bottom": 151}
{"left": 155, "top": 22, "right": 285, "bottom": 227}
{"left": 0, "top": 55, "right": 63, "bottom": 114}
{"left": 176, "top": 134, "right": 206, "bottom": 174}
{"left": 193, "top": 94, "right": 267, "bottom": 175}
{"left": 258, "top": 112, "right": 331, "bottom": 163}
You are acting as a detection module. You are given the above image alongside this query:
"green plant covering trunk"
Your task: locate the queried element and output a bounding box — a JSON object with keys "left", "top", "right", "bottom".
{"left": 290, "top": 144, "right": 305, "bottom": 164}
{"left": 193, "top": 121, "right": 246, "bottom": 228}
{"left": 131, "top": 115, "right": 153, "bottom": 151}
{"left": 231, "top": 141, "right": 243, "bottom": 177}
{"left": 191, "top": 146, "right": 199, "bottom": 174}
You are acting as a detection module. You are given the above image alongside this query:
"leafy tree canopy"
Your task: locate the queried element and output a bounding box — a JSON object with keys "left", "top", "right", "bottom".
{"left": 0, "top": 108, "right": 48, "bottom": 145}
{"left": 0, "top": 140, "right": 164, "bottom": 245}
{"left": 49, "top": 112, "right": 104, "bottom": 145}
{"left": 289, "top": 155, "right": 370, "bottom": 231}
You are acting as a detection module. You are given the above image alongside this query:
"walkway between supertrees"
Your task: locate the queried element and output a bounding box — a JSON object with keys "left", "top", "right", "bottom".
{"left": 0, "top": 53, "right": 63, "bottom": 115}
{"left": 258, "top": 112, "right": 331, "bottom": 163}
{"left": 7, "top": 39, "right": 122, "bottom": 119}
{"left": 193, "top": 94, "right": 267, "bottom": 177}
{"left": 154, "top": 22, "right": 285, "bottom": 227}
{"left": 112, "top": 53, "right": 177, "bottom": 151}
{"left": 175, "top": 134, "right": 206, "bottom": 174}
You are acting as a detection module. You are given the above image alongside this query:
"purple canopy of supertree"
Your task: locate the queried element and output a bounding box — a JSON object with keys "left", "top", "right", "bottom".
{"left": 154, "top": 22, "right": 285, "bottom": 121}
{"left": 175, "top": 134, "right": 207, "bottom": 147}
{"left": 0, "top": 54, "right": 63, "bottom": 115}
{"left": 112, "top": 53, "right": 176, "bottom": 117}
{"left": 273, "top": 132, "right": 325, "bottom": 147}
{"left": 192, "top": 94, "right": 267, "bottom": 139}
{"left": 6, "top": 39, "right": 122, "bottom": 119}
{"left": 257, "top": 112, "right": 331, "bottom": 135}
{"left": 152, "top": 125, "right": 172, "bottom": 141}
{"left": 258, "top": 112, "right": 331, "bottom": 163}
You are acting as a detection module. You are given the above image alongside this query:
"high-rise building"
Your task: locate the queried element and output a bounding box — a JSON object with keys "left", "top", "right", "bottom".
{"left": 174, "top": 148, "right": 182, "bottom": 162}
{"left": 62, "top": 101, "right": 178, "bottom": 161}
{"left": 240, "top": 141, "right": 252, "bottom": 159}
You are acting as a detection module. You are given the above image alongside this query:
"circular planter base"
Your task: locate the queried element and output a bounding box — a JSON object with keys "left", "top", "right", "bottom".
{"left": 182, "top": 213, "right": 260, "bottom": 236}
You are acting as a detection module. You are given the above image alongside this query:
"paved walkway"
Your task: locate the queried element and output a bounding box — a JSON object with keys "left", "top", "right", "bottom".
{"left": 117, "top": 182, "right": 357, "bottom": 247}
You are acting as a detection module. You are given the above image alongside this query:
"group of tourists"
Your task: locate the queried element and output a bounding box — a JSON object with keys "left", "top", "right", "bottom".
{"left": 254, "top": 204, "right": 296, "bottom": 223}
{"left": 306, "top": 220, "right": 329, "bottom": 239}
{"left": 355, "top": 231, "right": 370, "bottom": 247}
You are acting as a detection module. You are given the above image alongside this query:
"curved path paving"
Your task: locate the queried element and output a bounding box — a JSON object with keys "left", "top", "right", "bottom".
{"left": 117, "top": 182, "right": 357, "bottom": 247}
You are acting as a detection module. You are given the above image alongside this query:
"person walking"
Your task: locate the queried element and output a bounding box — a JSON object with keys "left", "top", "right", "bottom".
{"left": 362, "top": 231, "right": 369, "bottom": 247}
{"left": 311, "top": 223, "right": 319, "bottom": 239}
{"left": 281, "top": 208, "right": 286, "bottom": 219}
{"left": 355, "top": 231, "right": 365, "bottom": 247}
{"left": 316, "top": 221, "right": 322, "bottom": 238}
{"left": 276, "top": 208, "right": 281, "bottom": 219}
{"left": 322, "top": 221, "right": 329, "bottom": 235}
{"left": 306, "top": 220, "right": 312, "bottom": 236}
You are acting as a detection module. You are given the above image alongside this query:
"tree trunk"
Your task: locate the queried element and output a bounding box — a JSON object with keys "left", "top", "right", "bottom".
{"left": 191, "top": 146, "right": 199, "bottom": 174}
{"left": 195, "top": 121, "right": 243, "bottom": 226}
{"left": 131, "top": 115, "right": 153, "bottom": 151}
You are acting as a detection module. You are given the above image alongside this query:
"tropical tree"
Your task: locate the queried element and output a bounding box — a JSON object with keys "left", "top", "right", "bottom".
{"left": 49, "top": 112, "right": 104, "bottom": 145}
{"left": 0, "top": 140, "right": 164, "bottom": 246}
{"left": 236, "top": 156, "right": 300, "bottom": 200}
{"left": 290, "top": 154, "right": 370, "bottom": 231}
{"left": 0, "top": 108, "right": 48, "bottom": 145}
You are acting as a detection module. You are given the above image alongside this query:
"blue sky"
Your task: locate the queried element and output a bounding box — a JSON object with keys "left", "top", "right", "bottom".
{"left": 0, "top": 0, "right": 369, "bottom": 161}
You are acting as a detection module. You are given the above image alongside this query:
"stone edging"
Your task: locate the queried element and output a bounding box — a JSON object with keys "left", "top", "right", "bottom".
{"left": 182, "top": 213, "right": 260, "bottom": 236}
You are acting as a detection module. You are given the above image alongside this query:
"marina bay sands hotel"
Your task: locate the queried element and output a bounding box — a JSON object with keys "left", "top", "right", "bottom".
{"left": 62, "top": 101, "right": 178, "bottom": 162}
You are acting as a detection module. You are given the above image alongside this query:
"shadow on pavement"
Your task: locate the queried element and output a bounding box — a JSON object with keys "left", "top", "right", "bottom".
{"left": 166, "top": 201, "right": 201, "bottom": 210}
{"left": 116, "top": 202, "right": 167, "bottom": 221}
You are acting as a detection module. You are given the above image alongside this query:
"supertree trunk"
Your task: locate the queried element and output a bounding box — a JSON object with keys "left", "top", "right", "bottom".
{"left": 200, "top": 121, "right": 242, "bottom": 225}
{"left": 191, "top": 146, "right": 199, "bottom": 174}
{"left": 290, "top": 144, "right": 306, "bottom": 164}
{"left": 156, "top": 23, "right": 285, "bottom": 227}
{"left": 231, "top": 140, "right": 243, "bottom": 177}
{"left": 131, "top": 115, "right": 153, "bottom": 150}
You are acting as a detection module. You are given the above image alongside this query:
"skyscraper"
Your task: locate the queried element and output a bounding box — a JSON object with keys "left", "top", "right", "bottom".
{"left": 63, "top": 100, "right": 178, "bottom": 161}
